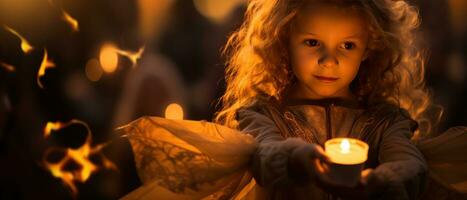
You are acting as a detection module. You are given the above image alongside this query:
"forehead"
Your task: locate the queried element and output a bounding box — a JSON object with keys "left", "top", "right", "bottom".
{"left": 292, "top": 2, "right": 369, "bottom": 37}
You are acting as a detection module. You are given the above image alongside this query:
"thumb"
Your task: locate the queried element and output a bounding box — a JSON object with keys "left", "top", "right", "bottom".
{"left": 360, "top": 168, "right": 373, "bottom": 185}
{"left": 312, "top": 145, "right": 330, "bottom": 163}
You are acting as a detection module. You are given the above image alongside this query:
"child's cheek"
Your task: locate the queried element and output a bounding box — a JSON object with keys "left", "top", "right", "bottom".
{"left": 297, "top": 51, "right": 319, "bottom": 70}
{"left": 345, "top": 50, "right": 366, "bottom": 65}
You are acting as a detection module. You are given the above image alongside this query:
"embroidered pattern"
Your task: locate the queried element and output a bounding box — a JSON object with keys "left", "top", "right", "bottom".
{"left": 283, "top": 111, "right": 317, "bottom": 143}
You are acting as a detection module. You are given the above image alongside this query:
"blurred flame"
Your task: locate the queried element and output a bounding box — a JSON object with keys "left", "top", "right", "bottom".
{"left": 62, "top": 11, "right": 79, "bottom": 32}
{"left": 44, "top": 121, "right": 65, "bottom": 138}
{"left": 4, "top": 25, "right": 34, "bottom": 54}
{"left": 340, "top": 139, "right": 350, "bottom": 154}
{"left": 165, "top": 103, "right": 184, "bottom": 120}
{"left": 48, "top": 0, "right": 79, "bottom": 31}
{"left": 99, "top": 43, "right": 145, "bottom": 73}
{"left": 115, "top": 46, "right": 145, "bottom": 67}
{"left": 37, "top": 50, "right": 56, "bottom": 89}
{"left": 0, "top": 61, "right": 15, "bottom": 72}
{"left": 42, "top": 119, "right": 117, "bottom": 197}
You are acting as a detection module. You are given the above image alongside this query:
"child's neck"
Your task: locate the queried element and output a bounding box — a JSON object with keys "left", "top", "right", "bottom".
{"left": 288, "top": 83, "right": 356, "bottom": 101}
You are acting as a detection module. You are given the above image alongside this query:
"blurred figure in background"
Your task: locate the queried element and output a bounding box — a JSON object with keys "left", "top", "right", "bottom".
{"left": 113, "top": 0, "right": 184, "bottom": 127}
{"left": 106, "top": 0, "right": 187, "bottom": 198}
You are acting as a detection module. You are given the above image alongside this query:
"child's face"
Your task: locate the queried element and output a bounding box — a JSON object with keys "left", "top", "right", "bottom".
{"left": 288, "top": 2, "right": 369, "bottom": 99}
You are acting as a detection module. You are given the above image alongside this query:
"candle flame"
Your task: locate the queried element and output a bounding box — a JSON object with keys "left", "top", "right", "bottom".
{"left": 340, "top": 139, "right": 350, "bottom": 154}
{"left": 37, "top": 50, "right": 56, "bottom": 89}
{"left": 42, "top": 119, "right": 117, "bottom": 197}
{"left": 0, "top": 61, "right": 15, "bottom": 72}
{"left": 4, "top": 25, "right": 34, "bottom": 54}
{"left": 165, "top": 103, "right": 184, "bottom": 120}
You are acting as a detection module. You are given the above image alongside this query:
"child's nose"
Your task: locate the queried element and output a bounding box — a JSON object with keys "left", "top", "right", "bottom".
{"left": 318, "top": 53, "right": 339, "bottom": 68}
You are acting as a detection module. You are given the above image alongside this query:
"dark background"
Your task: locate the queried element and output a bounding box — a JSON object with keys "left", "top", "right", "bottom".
{"left": 0, "top": 0, "right": 466, "bottom": 199}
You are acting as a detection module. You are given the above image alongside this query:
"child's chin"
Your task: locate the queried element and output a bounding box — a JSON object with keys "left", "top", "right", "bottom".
{"left": 313, "top": 89, "right": 342, "bottom": 98}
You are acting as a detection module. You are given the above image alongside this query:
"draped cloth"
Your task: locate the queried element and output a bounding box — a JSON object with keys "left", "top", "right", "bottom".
{"left": 417, "top": 126, "right": 467, "bottom": 199}
{"left": 117, "top": 116, "right": 261, "bottom": 200}
{"left": 118, "top": 116, "right": 467, "bottom": 199}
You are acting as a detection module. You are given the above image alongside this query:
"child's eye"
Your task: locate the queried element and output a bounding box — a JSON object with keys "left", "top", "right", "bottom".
{"left": 304, "top": 39, "right": 320, "bottom": 47}
{"left": 340, "top": 42, "right": 356, "bottom": 50}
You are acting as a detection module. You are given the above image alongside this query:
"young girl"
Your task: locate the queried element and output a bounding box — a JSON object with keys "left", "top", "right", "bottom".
{"left": 214, "top": 0, "right": 430, "bottom": 199}
{"left": 119, "top": 0, "right": 466, "bottom": 199}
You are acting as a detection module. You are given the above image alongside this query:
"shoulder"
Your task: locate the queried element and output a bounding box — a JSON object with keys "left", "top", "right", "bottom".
{"left": 236, "top": 95, "right": 279, "bottom": 119}
{"left": 367, "top": 102, "right": 414, "bottom": 123}
{"left": 235, "top": 96, "right": 275, "bottom": 125}
{"left": 235, "top": 95, "right": 290, "bottom": 135}
{"left": 356, "top": 102, "right": 418, "bottom": 137}
{"left": 234, "top": 96, "right": 290, "bottom": 141}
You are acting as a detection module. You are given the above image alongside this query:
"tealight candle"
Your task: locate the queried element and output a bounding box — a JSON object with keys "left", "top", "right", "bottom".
{"left": 324, "top": 138, "right": 369, "bottom": 186}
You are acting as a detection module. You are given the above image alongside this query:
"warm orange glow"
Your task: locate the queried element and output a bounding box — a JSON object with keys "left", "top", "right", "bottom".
{"left": 99, "top": 43, "right": 119, "bottom": 73}
{"left": 85, "top": 59, "right": 103, "bottom": 82}
{"left": 43, "top": 119, "right": 87, "bottom": 138}
{"left": 193, "top": 0, "right": 244, "bottom": 24}
{"left": 62, "top": 11, "right": 79, "bottom": 32}
{"left": 44, "top": 152, "right": 78, "bottom": 194}
{"left": 165, "top": 103, "right": 184, "bottom": 120}
{"left": 99, "top": 43, "right": 145, "bottom": 72}
{"left": 42, "top": 119, "right": 117, "bottom": 197}
{"left": 448, "top": 0, "right": 467, "bottom": 35}
{"left": 4, "top": 25, "right": 34, "bottom": 54}
{"left": 0, "top": 61, "right": 15, "bottom": 72}
{"left": 115, "top": 46, "right": 145, "bottom": 67}
{"left": 137, "top": 0, "right": 175, "bottom": 41}
{"left": 48, "top": 0, "right": 79, "bottom": 31}
{"left": 37, "top": 50, "right": 56, "bottom": 89}
{"left": 44, "top": 121, "right": 65, "bottom": 138}
{"left": 325, "top": 138, "right": 368, "bottom": 165}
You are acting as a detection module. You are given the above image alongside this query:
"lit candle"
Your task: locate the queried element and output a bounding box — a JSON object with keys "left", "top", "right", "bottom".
{"left": 325, "top": 138, "right": 368, "bottom": 165}
{"left": 324, "top": 138, "right": 369, "bottom": 186}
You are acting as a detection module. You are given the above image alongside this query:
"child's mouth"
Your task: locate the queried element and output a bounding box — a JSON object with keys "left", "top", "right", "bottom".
{"left": 313, "top": 75, "right": 339, "bottom": 83}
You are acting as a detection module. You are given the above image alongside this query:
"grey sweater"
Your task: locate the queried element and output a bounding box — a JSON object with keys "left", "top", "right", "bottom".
{"left": 236, "top": 98, "right": 427, "bottom": 200}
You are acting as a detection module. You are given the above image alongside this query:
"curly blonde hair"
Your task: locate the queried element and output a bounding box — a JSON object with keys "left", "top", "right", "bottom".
{"left": 214, "top": 0, "right": 441, "bottom": 138}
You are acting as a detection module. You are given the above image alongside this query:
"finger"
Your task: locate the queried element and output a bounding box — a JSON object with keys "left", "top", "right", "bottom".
{"left": 314, "top": 159, "right": 326, "bottom": 173}
{"left": 360, "top": 168, "right": 373, "bottom": 185}
{"left": 312, "top": 145, "right": 331, "bottom": 162}
{"left": 361, "top": 168, "right": 372, "bottom": 177}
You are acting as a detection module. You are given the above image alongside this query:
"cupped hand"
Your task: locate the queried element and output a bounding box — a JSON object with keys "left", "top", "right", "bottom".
{"left": 312, "top": 162, "right": 374, "bottom": 200}
{"left": 289, "top": 143, "right": 330, "bottom": 176}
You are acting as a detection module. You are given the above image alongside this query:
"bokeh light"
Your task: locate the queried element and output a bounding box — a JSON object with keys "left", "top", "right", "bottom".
{"left": 85, "top": 59, "right": 103, "bottom": 82}
{"left": 193, "top": 0, "right": 244, "bottom": 24}
{"left": 99, "top": 43, "right": 119, "bottom": 73}
{"left": 164, "top": 103, "right": 184, "bottom": 120}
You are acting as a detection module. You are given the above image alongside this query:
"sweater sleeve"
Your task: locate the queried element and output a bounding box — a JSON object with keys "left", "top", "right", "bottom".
{"left": 367, "top": 112, "right": 427, "bottom": 199}
{"left": 236, "top": 108, "right": 309, "bottom": 188}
